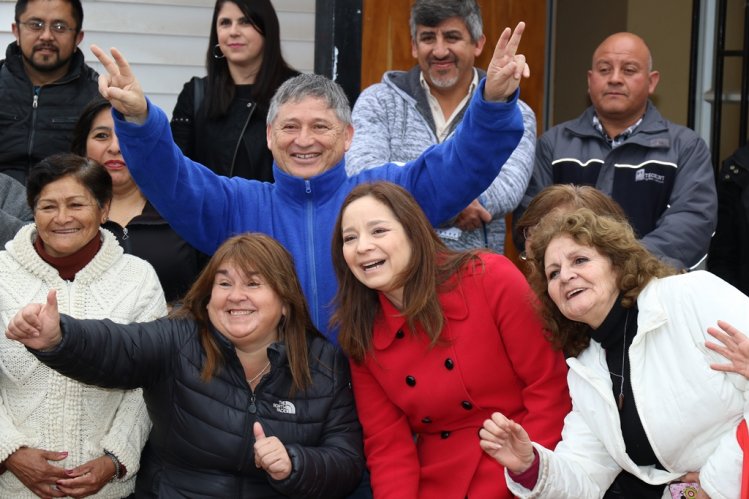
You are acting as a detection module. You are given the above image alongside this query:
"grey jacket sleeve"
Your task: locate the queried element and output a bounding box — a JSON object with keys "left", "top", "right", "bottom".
{"left": 0, "top": 174, "right": 33, "bottom": 247}
{"left": 640, "top": 133, "right": 717, "bottom": 270}
{"left": 479, "top": 99, "right": 536, "bottom": 216}
{"left": 345, "top": 83, "right": 400, "bottom": 174}
{"left": 511, "top": 130, "right": 555, "bottom": 247}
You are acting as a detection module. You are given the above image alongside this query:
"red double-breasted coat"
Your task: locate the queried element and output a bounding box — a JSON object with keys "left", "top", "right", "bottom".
{"left": 350, "top": 254, "right": 571, "bottom": 498}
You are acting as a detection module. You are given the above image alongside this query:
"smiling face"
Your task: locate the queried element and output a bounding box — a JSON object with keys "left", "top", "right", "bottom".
{"left": 267, "top": 96, "right": 353, "bottom": 179}
{"left": 215, "top": 1, "right": 264, "bottom": 77}
{"left": 544, "top": 234, "right": 620, "bottom": 329}
{"left": 34, "top": 175, "right": 108, "bottom": 258}
{"left": 12, "top": 0, "right": 83, "bottom": 83}
{"left": 207, "top": 261, "right": 285, "bottom": 350}
{"left": 85, "top": 109, "right": 135, "bottom": 191}
{"left": 411, "top": 16, "right": 485, "bottom": 91}
{"left": 587, "top": 33, "right": 659, "bottom": 128}
{"left": 341, "top": 195, "right": 412, "bottom": 308}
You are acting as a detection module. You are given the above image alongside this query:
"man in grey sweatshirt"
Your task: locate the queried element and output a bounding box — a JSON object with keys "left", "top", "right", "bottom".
{"left": 346, "top": 0, "right": 535, "bottom": 253}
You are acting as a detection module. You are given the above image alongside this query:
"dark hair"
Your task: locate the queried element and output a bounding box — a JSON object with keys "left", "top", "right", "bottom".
{"left": 15, "top": 0, "right": 84, "bottom": 33}
{"left": 71, "top": 98, "right": 112, "bottom": 157}
{"left": 173, "top": 233, "right": 323, "bottom": 391}
{"left": 515, "top": 184, "right": 628, "bottom": 250}
{"left": 205, "top": 0, "right": 296, "bottom": 119}
{"left": 409, "top": 0, "right": 483, "bottom": 43}
{"left": 27, "top": 153, "right": 112, "bottom": 210}
{"left": 526, "top": 208, "right": 677, "bottom": 357}
{"left": 331, "top": 182, "right": 480, "bottom": 363}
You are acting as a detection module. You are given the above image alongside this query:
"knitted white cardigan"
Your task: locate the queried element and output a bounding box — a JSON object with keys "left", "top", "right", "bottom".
{"left": 0, "top": 224, "right": 167, "bottom": 498}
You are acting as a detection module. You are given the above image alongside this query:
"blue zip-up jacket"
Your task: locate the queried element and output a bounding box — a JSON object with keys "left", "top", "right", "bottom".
{"left": 114, "top": 80, "right": 523, "bottom": 342}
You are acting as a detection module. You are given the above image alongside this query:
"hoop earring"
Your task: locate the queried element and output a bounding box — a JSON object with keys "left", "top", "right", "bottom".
{"left": 212, "top": 44, "right": 225, "bottom": 59}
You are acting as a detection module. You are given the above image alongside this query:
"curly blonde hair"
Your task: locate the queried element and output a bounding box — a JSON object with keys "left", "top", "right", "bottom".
{"left": 526, "top": 208, "right": 677, "bottom": 356}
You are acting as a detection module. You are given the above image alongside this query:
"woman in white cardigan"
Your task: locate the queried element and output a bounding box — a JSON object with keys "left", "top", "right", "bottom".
{"left": 480, "top": 208, "right": 747, "bottom": 499}
{"left": 0, "top": 154, "right": 166, "bottom": 498}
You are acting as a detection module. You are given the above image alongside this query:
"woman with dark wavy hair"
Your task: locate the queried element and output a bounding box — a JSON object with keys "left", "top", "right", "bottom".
{"left": 7, "top": 233, "right": 364, "bottom": 498}
{"left": 330, "top": 181, "right": 570, "bottom": 499}
{"left": 480, "top": 208, "right": 749, "bottom": 499}
{"left": 170, "top": 0, "right": 298, "bottom": 180}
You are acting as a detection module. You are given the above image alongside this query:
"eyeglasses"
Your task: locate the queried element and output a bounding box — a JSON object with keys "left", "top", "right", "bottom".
{"left": 18, "top": 20, "right": 76, "bottom": 34}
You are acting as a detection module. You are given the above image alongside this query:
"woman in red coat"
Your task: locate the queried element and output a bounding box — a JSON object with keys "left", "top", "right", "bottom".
{"left": 331, "top": 182, "right": 571, "bottom": 498}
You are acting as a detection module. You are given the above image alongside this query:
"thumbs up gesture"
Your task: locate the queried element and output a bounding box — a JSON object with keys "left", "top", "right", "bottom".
{"left": 253, "top": 422, "right": 292, "bottom": 480}
{"left": 6, "top": 289, "right": 62, "bottom": 351}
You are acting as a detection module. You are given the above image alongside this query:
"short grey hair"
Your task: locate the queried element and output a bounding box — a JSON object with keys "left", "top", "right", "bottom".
{"left": 267, "top": 73, "right": 351, "bottom": 126}
{"left": 409, "top": 0, "right": 483, "bottom": 43}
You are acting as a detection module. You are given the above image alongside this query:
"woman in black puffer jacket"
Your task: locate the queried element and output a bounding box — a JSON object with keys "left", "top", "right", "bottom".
{"left": 7, "top": 233, "right": 364, "bottom": 498}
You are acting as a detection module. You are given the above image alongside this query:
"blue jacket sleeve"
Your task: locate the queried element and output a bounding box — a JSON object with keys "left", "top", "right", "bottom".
{"left": 353, "top": 79, "right": 524, "bottom": 227}
{"left": 113, "top": 100, "right": 266, "bottom": 255}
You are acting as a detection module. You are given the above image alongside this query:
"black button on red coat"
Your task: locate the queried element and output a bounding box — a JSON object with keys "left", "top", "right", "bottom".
{"left": 405, "top": 375, "right": 416, "bottom": 386}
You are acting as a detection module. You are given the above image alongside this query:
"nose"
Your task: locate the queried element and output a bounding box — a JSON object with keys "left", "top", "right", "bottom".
{"left": 608, "top": 68, "right": 624, "bottom": 84}
{"left": 108, "top": 134, "right": 121, "bottom": 155}
{"left": 355, "top": 234, "right": 374, "bottom": 253}
{"left": 558, "top": 264, "right": 576, "bottom": 282}
{"left": 38, "top": 25, "right": 55, "bottom": 40}
{"left": 227, "top": 286, "right": 246, "bottom": 302}
{"left": 53, "top": 206, "right": 73, "bottom": 223}
{"left": 294, "top": 126, "right": 314, "bottom": 147}
{"left": 432, "top": 36, "right": 449, "bottom": 58}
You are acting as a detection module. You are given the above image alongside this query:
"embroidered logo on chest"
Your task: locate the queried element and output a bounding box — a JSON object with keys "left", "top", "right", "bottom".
{"left": 273, "top": 400, "right": 296, "bottom": 414}
{"left": 635, "top": 169, "right": 665, "bottom": 184}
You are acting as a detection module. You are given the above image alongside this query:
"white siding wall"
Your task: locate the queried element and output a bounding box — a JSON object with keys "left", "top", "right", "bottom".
{"left": 0, "top": 0, "right": 315, "bottom": 118}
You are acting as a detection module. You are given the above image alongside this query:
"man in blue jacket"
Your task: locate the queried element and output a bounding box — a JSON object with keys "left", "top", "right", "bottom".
{"left": 90, "top": 22, "right": 529, "bottom": 343}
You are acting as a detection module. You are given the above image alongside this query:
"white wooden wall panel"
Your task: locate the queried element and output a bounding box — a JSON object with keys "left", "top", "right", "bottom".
{"left": 0, "top": 0, "right": 315, "bottom": 118}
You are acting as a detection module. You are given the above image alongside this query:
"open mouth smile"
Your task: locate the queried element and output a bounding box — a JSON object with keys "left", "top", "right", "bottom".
{"left": 361, "top": 260, "right": 385, "bottom": 271}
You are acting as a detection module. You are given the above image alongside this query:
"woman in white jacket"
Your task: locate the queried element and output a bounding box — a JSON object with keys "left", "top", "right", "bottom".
{"left": 0, "top": 154, "right": 166, "bottom": 498}
{"left": 480, "top": 208, "right": 747, "bottom": 499}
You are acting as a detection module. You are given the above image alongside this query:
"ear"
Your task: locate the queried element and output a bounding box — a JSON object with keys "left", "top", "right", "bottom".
{"left": 342, "top": 123, "right": 354, "bottom": 152}
{"left": 75, "top": 30, "right": 84, "bottom": 46}
{"left": 11, "top": 23, "right": 20, "bottom": 42}
{"left": 411, "top": 38, "right": 419, "bottom": 59}
{"left": 266, "top": 123, "right": 273, "bottom": 150}
{"left": 100, "top": 201, "right": 111, "bottom": 224}
{"left": 647, "top": 70, "right": 660, "bottom": 95}
{"left": 587, "top": 69, "right": 593, "bottom": 93}
{"left": 474, "top": 34, "right": 487, "bottom": 57}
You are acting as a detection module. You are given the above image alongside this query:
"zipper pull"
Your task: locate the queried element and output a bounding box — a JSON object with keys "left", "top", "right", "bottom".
{"left": 248, "top": 394, "right": 257, "bottom": 414}
{"left": 305, "top": 180, "right": 311, "bottom": 194}
{"left": 122, "top": 227, "right": 129, "bottom": 240}
{"left": 32, "top": 94, "right": 38, "bottom": 109}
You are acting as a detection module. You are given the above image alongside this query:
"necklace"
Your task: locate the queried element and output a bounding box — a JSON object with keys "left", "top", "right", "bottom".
{"left": 609, "top": 310, "right": 630, "bottom": 410}
{"left": 247, "top": 361, "right": 271, "bottom": 385}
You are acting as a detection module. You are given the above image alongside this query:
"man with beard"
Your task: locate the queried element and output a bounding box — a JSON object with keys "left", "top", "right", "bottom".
{"left": 0, "top": 0, "right": 98, "bottom": 184}
{"left": 346, "top": 0, "right": 536, "bottom": 253}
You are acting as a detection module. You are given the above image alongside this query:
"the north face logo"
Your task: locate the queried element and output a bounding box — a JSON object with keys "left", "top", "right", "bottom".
{"left": 273, "top": 400, "right": 296, "bottom": 414}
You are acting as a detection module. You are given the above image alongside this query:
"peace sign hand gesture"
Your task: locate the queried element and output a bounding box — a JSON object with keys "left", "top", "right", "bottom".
{"left": 483, "top": 22, "right": 530, "bottom": 102}
{"left": 91, "top": 45, "right": 148, "bottom": 124}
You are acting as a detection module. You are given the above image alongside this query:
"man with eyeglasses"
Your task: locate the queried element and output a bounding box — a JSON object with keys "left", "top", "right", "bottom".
{"left": 0, "top": 0, "right": 99, "bottom": 185}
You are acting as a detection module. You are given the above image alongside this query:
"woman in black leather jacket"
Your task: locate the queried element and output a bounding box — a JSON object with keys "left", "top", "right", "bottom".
{"left": 170, "top": 0, "right": 298, "bottom": 181}
{"left": 7, "top": 233, "right": 364, "bottom": 498}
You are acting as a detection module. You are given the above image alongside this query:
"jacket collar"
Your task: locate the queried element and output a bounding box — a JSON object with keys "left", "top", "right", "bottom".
{"left": 565, "top": 102, "right": 671, "bottom": 149}
{"left": 384, "top": 65, "right": 486, "bottom": 138}
{"left": 272, "top": 159, "right": 348, "bottom": 208}
{"left": 210, "top": 324, "right": 290, "bottom": 369}
{"left": 371, "top": 276, "right": 469, "bottom": 350}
